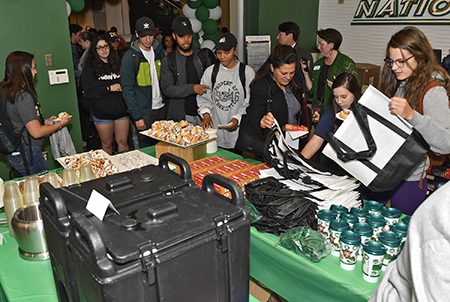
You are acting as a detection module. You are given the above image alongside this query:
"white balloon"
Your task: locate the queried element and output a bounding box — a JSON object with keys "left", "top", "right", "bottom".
{"left": 198, "top": 30, "right": 205, "bottom": 37}
{"left": 182, "top": 4, "right": 196, "bottom": 19}
{"left": 209, "top": 6, "right": 222, "bottom": 21}
{"left": 189, "top": 18, "right": 202, "bottom": 33}
{"left": 66, "top": 1, "right": 71, "bottom": 17}
{"left": 200, "top": 39, "right": 216, "bottom": 50}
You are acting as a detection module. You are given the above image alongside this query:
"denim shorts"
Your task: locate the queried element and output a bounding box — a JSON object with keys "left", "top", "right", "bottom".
{"left": 92, "top": 115, "right": 128, "bottom": 125}
{"left": 7, "top": 144, "right": 48, "bottom": 177}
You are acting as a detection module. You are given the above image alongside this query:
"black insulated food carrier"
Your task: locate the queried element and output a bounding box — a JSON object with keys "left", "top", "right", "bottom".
{"left": 40, "top": 153, "right": 250, "bottom": 302}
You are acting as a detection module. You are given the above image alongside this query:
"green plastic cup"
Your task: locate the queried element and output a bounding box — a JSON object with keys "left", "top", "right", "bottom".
{"left": 382, "top": 207, "right": 402, "bottom": 230}
{"left": 317, "top": 209, "right": 336, "bottom": 239}
{"left": 329, "top": 219, "right": 350, "bottom": 257}
{"left": 402, "top": 215, "right": 411, "bottom": 226}
{"left": 363, "top": 200, "right": 384, "bottom": 216}
{"left": 350, "top": 207, "right": 368, "bottom": 223}
{"left": 367, "top": 214, "right": 386, "bottom": 240}
{"left": 341, "top": 213, "right": 358, "bottom": 229}
{"left": 362, "top": 241, "right": 386, "bottom": 283}
{"left": 353, "top": 222, "right": 373, "bottom": 261}
{"left": 330, "top": 205, "right": 349, "bottom": 219}
{"left": 391, "top": 222, "right": 408, "bottom": 249}
{"left": 378, "top": 231, "right": 401, "bottom": 271}
{"left": 339, "top": 230, "right": 361, "bottom": 270}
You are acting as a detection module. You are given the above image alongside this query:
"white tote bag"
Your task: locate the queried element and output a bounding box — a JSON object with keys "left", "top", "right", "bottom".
{"left": 322, "top": 85, "right": 428, "bottom": 192}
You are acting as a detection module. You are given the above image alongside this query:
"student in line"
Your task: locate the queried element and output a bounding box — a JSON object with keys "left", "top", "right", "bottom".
{"left": 197, "top": 33, "right": 255, "bottom": 150}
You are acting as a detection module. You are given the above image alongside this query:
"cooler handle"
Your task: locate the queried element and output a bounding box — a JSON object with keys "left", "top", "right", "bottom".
{"left": 71, "top": 213, "right": 115, "bottom": 277}
{"left": 202, "top": 174, "right": 245, "bottom": 207}
{"left": 158, "top": 153, "right": 192, "bottom": 181}
{"left": 39, "top": 182, "right": 68, "bottom": 221}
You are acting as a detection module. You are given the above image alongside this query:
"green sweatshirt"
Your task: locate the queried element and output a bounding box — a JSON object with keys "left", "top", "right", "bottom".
{"left": 308, "top": 52, "right": 360, "bottom": 110}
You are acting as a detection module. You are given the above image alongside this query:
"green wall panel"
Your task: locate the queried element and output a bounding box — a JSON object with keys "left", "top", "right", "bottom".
{"left": 0, "top": 0, "right": 82, "bottom": 180}
{"left": 245, "top": 0, "right": 319, "bottom": 52}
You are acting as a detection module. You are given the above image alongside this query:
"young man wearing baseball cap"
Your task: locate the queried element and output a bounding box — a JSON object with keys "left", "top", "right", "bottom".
{"left": 197, "top": 32, "right": 255, "bottom": 150}
{"left": 120, "top": 16, "right": 166, "bottom": 148}
{"left": 160, "top": 16, "right": 214, "bottom": 124}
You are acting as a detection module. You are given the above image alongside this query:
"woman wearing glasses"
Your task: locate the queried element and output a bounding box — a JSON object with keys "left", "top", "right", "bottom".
{"left": 378, "top": 26, "right": 450, "bottom": 215}
{"left": 81, "top": 36, "right": 129, "bottom": 154}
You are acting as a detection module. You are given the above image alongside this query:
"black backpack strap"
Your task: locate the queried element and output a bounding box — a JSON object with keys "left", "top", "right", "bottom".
{"left": 211, "top": 61, "right": 220, "bottom": 92}
{"left": 167, "top": 51, "right": 178, "bottom": 85}
{"left": 211, "top": 61, "right": 247, "bottom": 99}
{"left": 239, "top": 62, "right": 247, "bottom": 99}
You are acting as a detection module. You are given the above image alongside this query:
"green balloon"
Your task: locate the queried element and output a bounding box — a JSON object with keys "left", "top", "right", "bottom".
{"left": 193, "top": 38, "right": 200, "bottom": 49}
{"left": 187, "top": 0, "right": 203, "bottom": 9}
{"left": 202, "top": 19, "right": 218, "bottom": 35}
{"left": 195, "top": 6, "right": 210, "bottom": 22}
{"left": 67, "top": 0, "right": 85, "bottom": 12}
{"left": 202, "top": 0, "right": 219, "bottom": 9}
{"left": 203, "top": 31, "right": 221, "bottom": 43}
{"left": 193, "top": 33, "right": 200, "bottom": 40}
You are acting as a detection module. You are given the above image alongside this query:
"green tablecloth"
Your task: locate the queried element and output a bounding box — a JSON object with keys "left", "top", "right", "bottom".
{"left": 0, "top": 148, "right": 379, "bottom": 301}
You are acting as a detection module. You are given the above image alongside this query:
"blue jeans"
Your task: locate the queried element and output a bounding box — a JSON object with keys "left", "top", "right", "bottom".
{"left": 7, "top": 144, "right": 48, "bottom": 177}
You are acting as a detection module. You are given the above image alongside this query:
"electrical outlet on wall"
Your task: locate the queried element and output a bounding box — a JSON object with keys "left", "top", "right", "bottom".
{"left": 44, "top": 54, "right": 54, "bottom": 67}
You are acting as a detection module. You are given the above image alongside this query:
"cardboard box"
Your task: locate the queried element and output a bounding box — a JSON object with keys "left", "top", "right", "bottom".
{"left": 356, "top": 63, "right": 381, "bottom": 88}
{"left": 249, "top": 279, "right": 284, "bottom": 302}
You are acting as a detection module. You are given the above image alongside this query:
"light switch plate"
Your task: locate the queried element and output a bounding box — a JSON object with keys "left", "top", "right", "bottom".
{"left": 44, "top": 54, "right": 53, "bottom": 67}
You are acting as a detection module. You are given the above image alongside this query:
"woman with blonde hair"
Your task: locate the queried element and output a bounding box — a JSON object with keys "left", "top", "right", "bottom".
{"left": 378, "top": 26, "right": 450, "bottom": 215}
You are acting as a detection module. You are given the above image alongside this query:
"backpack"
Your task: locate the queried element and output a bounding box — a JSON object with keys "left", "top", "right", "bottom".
{"left": 0, "top": 89, "right": 32, "bottom": 175}
{"left": 166, "top": 48, "right": 216, "bottom": 85}
{"left": 211, "top": 61, "right": 247, "bottom": 99}
{"left": 418, "top": 80, "right": 450, "bottom": 167}
{"left": 0, "top": 90, "right": 24, "bottom": 154}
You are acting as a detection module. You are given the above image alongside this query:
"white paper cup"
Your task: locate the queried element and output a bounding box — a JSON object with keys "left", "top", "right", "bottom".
{"left": 205, "top": 128, "right": 218, "bottom": 153}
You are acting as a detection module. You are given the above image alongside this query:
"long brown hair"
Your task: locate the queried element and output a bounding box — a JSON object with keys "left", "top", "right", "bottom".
{"left": 0, "top": 51, "right": 37, "bottom": 103}
{"left": 380, "top": 26, "right": 450, "bottom": 109}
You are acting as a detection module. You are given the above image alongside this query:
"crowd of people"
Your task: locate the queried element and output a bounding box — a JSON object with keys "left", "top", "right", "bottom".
{"left": 1, "top": 16, "right": 449, "bottom": 218}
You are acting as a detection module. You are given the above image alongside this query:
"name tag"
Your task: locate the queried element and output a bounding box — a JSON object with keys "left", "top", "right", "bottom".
{"left": 313, "top": 65, "right": 321, "bottom": 71}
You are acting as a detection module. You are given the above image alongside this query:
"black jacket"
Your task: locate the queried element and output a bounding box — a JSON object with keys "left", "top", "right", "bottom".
{"left": 245, "top": 76, "right": 309, "bottom": 142}
{"left": 81, "top": 61, "right": 127, "bottom": 120}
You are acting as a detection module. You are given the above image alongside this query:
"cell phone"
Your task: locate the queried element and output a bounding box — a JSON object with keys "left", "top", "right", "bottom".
{"left": 301, "top": 59, "right": 309, "bottom": 72}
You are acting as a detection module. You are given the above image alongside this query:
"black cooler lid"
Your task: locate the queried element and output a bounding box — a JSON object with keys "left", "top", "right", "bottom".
{"left": 59, "top": 164, "right": 246, "bottom": 264}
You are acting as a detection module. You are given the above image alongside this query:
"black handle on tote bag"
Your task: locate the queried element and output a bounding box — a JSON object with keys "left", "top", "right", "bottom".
{"left": 326, "top": 102, "right": 377, "bottom": 162}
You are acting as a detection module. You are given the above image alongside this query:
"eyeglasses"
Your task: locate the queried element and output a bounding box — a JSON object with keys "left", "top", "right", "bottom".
{"left": 96, "top": 44, "right": 110, "bottom": 51}
{"left": 384, "top": 55, "right": 414, "bottom": 68}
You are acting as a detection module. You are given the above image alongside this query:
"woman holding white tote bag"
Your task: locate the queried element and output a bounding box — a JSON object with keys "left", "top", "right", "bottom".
{"left": 379, "top": 27, "right": 450, "bottom": 215}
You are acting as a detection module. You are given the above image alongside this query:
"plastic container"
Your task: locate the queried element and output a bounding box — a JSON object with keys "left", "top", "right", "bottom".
{"left": 329, "top": 219, "right": 350, "bottom": 257}
{"left": 367, "top": 214, "right": 386, "bottom": 240}
{"left": 41, "top": 153, "right": 250, "bottom": 302}
{"left": 353, "top": 222, "right": 373, "bottom": 261}
{"left": 378, "top": 231, "right": 401, "bottom": 271}
{"left": 350, "top": 207, "right": 368, "bottom": 223}
{"left": 339, "top": 230, "right": 361, "bottom": 270}
{"left": 363, "top": 200, "right": 384, "bottom": 216}
{"left": 316, "top": 209, "right": 336, "bottom": 238}
{"left": 330, "top": 205, "right": 348, "bottom": 219}
{"left": 381, "top": 207, "right": 402, "bottom": 230}
{"left": 362, "top": 241, "right": 386, "bottom": 283}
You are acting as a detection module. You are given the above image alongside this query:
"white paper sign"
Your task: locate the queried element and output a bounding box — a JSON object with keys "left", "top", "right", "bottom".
{"left": 86, "top": 190, "right": 119, "bottom": 221}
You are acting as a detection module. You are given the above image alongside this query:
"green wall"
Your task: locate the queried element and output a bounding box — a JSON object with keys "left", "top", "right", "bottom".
{"left": 245, "top": 0, "right": 319, "bottom": 52}
{"left": 0, "top": 0, "right": 82, "bottom": 180}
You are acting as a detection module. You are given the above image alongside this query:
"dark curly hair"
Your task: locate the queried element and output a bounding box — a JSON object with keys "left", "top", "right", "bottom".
{"left": 85, "top": 36, "right": 120, "bottom": 76}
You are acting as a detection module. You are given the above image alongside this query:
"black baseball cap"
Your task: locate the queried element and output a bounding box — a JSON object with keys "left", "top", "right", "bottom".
{"left": 172, "top": 16, "right": 193, "bottom": 36}
{"left": 105, "top": 30, "right": 118, "bottom": 43}
{"left": 135, "top": 17, "right": 155, "bottom": 37}
{"left": 216, "top": 33, "right": 237, "bottom": 51}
